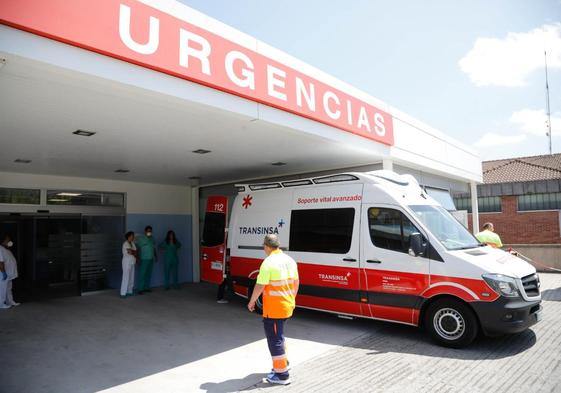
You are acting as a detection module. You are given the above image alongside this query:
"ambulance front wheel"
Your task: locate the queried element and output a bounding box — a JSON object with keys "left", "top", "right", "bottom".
{"left": 248, "top": 283, "right": 263, "bottom": 315}
{"left": 424, "top": 298, "right": 479, "bottom": 348}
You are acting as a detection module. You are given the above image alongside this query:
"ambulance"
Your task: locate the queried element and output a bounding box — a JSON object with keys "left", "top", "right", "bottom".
{"left": 200, "top": 171, "right": 542, "bottom": 347}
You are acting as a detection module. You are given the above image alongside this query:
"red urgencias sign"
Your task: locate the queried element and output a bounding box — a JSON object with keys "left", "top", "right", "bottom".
{"left": 0, "top": 0, "right": 394, "bottom": 145}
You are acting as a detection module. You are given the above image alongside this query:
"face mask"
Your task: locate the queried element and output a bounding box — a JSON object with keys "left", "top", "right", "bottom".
{"left": 146, "top": 232, "right": 152, "bottom": 237}
{"left": 7, "top": 241, "right": 13, "bottom": 248}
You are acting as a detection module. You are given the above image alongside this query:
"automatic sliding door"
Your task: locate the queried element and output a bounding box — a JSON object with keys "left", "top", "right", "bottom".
{"left": 36, "top": 216, "right": 81, "bottom": 297}
{"left": 81, "top": 215, "right": 124, "bottom": 292}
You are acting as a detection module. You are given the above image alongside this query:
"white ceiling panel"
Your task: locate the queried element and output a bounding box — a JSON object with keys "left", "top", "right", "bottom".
{"left": 0, "top": 54, "right": 381, "bottom": 185}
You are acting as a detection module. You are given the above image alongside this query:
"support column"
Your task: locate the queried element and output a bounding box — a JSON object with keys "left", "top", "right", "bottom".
{"left": 470, "top": 181, "right": 480, "bottom": 234}
{"left": 382, "top": 159, "right": 393, "bottom": 171}
{"left": 191, "top": 186, "right": 200, "bottom": 283}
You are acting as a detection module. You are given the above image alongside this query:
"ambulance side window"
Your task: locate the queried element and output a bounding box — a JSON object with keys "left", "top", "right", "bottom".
{"left": 368, "top": 207, "right": 423, "bottom": 254}
{"left": 289, "top": 208, "right": 355, "bottom": 254}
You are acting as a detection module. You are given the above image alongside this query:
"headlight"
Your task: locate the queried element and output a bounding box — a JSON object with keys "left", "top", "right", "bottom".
{"left": 482, "top": 273, "right": 519, "bottom": 298}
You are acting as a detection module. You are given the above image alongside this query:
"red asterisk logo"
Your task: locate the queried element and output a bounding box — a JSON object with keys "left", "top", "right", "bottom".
{"left": 242, "top": 195, "right": 253, "bottom": 209}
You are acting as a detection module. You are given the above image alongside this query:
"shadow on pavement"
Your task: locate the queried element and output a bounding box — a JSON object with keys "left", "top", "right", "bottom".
{"left": 200, "top": 373, "right": 272, "bottom": 393}
{"left": 356, "top": 322, "right": 537, "bottom": 360}
{"left": 541, "top": 286, "right": 561, "bottom": 301}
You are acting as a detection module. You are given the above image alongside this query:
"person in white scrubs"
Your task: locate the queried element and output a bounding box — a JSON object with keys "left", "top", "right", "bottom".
{"left": 120, "top": 231, "right": 137, "bottom": 298}
{"left": 0, "top": 234, "right": 19, "bottom": 308}
{"left": 0, "top": 246, "right": 8, "bottom": 309}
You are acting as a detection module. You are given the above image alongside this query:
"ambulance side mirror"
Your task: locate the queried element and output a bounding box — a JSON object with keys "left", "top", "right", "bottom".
{"left": 409, "top": 233, "right": 425, "bottom": 257}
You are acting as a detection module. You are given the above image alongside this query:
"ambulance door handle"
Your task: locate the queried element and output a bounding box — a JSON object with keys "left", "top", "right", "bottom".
{"left": 366, "top": 259, "right": 382, "bottom": 264}
{"left": 343, "top": 258, "right": 357, "bottom": 262}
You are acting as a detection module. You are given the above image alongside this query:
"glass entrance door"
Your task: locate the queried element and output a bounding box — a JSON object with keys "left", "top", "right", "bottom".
{"left": 35, "top": 215, "right": 81, "bottom": 298}
{"left": 0, "top": 213, "right": 124, "bottom": 299}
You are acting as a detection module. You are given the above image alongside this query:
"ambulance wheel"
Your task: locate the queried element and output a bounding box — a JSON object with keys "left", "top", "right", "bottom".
{"left": 424, "top": 298, "right": 478, "bottom": 348}
{"left": 248, "top": 283, "right": 263, "bottom": 315}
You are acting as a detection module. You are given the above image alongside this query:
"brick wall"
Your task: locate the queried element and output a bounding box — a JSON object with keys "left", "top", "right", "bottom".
{"left": 468, "top": 195, "right": 561, "bottom": 244}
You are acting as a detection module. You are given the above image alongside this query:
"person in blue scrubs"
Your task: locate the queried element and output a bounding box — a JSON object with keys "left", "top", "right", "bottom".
{"left": 159, "top": 230, "right": 181, "bottom": 290}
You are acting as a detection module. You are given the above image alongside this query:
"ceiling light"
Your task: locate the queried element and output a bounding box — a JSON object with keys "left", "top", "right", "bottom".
{"left": 14, "top": 159, "right": 32, "bottom": 164}
{"left": 192, "top": 149, "right": 211, "bottom": 154}
{"left": 73, "top": 129, "right": 96, "bottom": 137}
{"left": 57, "top": 192, "right": 82, "bottom": 197}
{"left": 271, "top": 162, "right": 287, "bottom": 166}
{"left": 48, "top": 198, "right": 69, "bottom": 202}
{"left": 114, "top": 169, "right": 130, "bottom": 173}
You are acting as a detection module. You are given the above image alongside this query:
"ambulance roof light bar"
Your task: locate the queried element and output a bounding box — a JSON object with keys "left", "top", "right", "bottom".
{"left": 312, "top": 174, "right": 359, "bottom": 184}
{"left": 248, "top": 183, "right": 282, "bottom": 191}
{"left": 282, "top": 179, "right": 313, "bottom": 187}
{"left": 236, "top": 173, "right": 360, "bottom": 193}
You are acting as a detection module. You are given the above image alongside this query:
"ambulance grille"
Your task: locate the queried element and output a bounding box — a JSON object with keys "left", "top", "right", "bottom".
{"left": 521, "top": 274, "right": 540, "bottom": 297}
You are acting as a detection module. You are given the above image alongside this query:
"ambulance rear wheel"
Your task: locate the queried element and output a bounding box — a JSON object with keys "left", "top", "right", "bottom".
{"left": 425, "top": 298, "right": 478, "bottom": 348}
{"left": 248, "top": 283, "right": 263, "bottom": 315}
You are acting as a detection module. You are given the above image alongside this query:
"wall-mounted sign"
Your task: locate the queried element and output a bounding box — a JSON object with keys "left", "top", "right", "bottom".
{"left": 0, "top": 0, "right": 394, "bottom": 145}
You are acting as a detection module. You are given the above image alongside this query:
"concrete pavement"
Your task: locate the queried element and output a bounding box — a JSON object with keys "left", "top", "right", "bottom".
{"left": 0, "top": 282, "right": 369, "bottom": 393}
{"left": 1, "top": 274, "right": 559, "bottom": 393}
{"left": 248, "top": 273, "right": 561, "bottom": 393}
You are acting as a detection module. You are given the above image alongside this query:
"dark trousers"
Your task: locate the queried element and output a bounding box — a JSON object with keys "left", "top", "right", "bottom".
{"left": 263, "top": 317, "right": 289, "bottom": 378}
{"left": 216, "top": 277, "right": 232, "bottom": 300}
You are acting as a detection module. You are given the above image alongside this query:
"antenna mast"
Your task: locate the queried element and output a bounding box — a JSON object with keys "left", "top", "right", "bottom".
{"left": 545, "top": 50, "right": 552, "bottom": 154}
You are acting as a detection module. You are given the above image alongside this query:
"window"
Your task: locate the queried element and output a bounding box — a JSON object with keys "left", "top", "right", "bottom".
{"left": 453, "top": 196, "right": 470, "bottom": 211}
{"left": 410, "top": 205, "right": 480, "bottom": 250}
{"left": 425, "top": 187, "right": 456, "bottom": 210}
{"left": 452, "top": 196, "right": 501, "bottom": 213}
{"left": 202, "top": 212, "right": 226, "bottom": 247}
{"left": 0, "top": 188, "right": 40, "bottom": 204}
{"left": 368, "top": 208, "right": 423, "bottom": 253}
{"left": 518, "top": 193, "right": 561, "bottom": 211}
{"left": 289, "top": 208, "right": 355, "bottom": 253}
{"left": 47, "top": 190, "right": 124, "bottom": 207}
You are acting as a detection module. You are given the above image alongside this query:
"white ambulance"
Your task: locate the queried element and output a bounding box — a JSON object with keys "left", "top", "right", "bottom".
{"left": 200, "top": 171, "right": 542, "bottom": 347}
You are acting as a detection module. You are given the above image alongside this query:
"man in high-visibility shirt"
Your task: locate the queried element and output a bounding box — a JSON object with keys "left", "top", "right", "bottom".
{"left": 475, "top": 222, "right": 503, "bottom": 248}
{"left": 248, "top": 234, "right": 299, "bottom": 385}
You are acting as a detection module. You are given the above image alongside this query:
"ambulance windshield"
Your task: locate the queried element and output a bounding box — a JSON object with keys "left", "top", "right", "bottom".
{"left": 409, "top": 205, "right": 481, "bottom": 250}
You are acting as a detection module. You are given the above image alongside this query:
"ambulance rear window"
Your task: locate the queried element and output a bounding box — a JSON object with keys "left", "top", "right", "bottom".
{"left": 202, "top": 212, "right": 226, "bottom": 247}
{"left": 289, "top": 208, "right": 354, "bottom": 254}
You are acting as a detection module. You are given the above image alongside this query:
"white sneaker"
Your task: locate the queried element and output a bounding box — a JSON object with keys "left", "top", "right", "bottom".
{"left": 0, "top": 304, "right": 11, "bottom": 309}
{"left": 216, "top": 299, "right": 229, "bottom": 304}
{"left": 8, "top": 302, "right": 20, "bottom": 306}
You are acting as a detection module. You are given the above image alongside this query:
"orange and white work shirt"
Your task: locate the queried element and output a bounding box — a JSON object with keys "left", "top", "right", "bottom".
{"left": 256, "top": 249, "right": 299, "bottom": 319}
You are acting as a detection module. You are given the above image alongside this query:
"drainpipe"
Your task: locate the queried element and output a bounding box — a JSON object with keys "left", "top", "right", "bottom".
{"left": 470, "top": 181, "right": 480, "bottom": 234}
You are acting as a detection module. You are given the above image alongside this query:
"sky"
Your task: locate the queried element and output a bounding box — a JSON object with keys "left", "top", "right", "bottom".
{"left": 178, "top": 0, "right": 561, "bottom": 161}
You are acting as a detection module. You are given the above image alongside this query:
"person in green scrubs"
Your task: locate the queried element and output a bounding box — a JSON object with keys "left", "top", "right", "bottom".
{"left": 136, "top": 225, "right": 157, "bottom": 294}
{"left": 159, "top": 230, "right": 181, "bottom": 290}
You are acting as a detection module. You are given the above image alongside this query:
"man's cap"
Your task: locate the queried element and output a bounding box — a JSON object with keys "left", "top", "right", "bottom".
{"left": 263, "top": 234, "right": 280, "bottom": 248}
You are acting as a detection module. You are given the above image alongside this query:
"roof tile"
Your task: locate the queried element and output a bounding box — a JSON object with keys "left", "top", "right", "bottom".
{"left": 483, "top": 153, "right": 561, "bottom": 184}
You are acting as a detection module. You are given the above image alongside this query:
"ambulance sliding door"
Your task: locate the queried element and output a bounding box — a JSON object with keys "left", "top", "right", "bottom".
{"left": 200, "top": 196, "right": 228, "bottom": 284}
{"left": 289, "top": 183, "right": 368, "bottom": 317}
